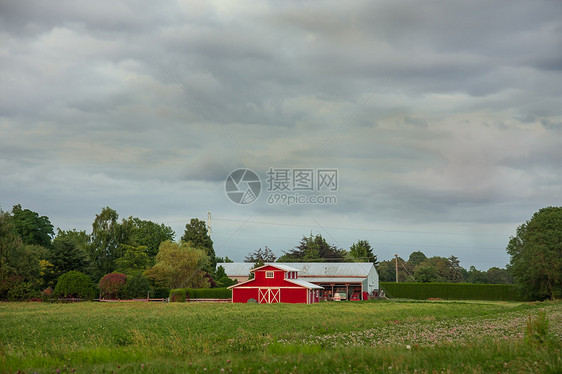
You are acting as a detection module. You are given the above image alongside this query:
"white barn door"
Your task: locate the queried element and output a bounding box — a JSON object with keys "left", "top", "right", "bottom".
{"left": 258, "top": 288, "right": 280, "bottom": 303}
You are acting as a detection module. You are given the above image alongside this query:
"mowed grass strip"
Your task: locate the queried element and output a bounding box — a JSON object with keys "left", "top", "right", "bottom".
{"left": 0, "top": 300, "right": 560, "bottom": 373}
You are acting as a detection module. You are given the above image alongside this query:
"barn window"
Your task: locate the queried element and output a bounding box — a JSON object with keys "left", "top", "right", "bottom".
{"left": 265, "top": 271, "right": 274, "bottom": 278}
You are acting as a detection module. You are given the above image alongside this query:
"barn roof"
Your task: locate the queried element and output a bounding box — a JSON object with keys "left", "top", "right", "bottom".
{"left": 219, "top": 262, "right": 256, "bottom": 276}
{"left": 286, "top": 279, "right": 323, "bottom": 289}
{"left": 218, "top": 262, "right": 375, "bottom": 277}
{"left": 251, "top": 264, "right": 298, "bottom": 272}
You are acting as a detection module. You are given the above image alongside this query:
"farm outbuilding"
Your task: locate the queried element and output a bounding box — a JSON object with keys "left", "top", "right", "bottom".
{"left": 228, "top": 264, "right": 323, "bottom": 304}
{"left": 219, "top": 262, "right": 379, "bottom": 301}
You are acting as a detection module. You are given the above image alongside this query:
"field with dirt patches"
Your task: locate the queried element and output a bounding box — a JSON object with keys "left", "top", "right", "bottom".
{"left": 1, "top": 300, "right": 561, "bottom": 373}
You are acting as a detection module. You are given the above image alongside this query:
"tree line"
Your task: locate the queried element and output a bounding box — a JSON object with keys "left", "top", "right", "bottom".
{"left": 0, "top": 205, "right": 230, "bottom": 300}
{"left": 243, "top": 206, "right": 561, "bottom": 300}
{"left": 242, "top": 235, "right": 512, "bottom": 284}
{"left": 1, "top": 204, "right": 559, "bottom": 300}
{"left": 376, "top": 252, "right": 513, "bottom": 284}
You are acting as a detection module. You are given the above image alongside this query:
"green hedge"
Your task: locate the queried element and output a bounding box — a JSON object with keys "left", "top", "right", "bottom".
{"left": 169, "top": 287, "right": 232, "bottom": 301}
{"left": 380, "top": 282, "right": 528, "bottom": 301}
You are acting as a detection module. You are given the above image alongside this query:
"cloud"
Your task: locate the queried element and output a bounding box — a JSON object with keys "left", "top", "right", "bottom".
{"left": 1, "top": 0, "right": 561, "bottom": 268}
{"left": 541, "top": 119, "right": 562, "bottom": 131}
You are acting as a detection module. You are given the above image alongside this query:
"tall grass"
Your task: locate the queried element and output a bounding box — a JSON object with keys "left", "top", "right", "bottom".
{"left": 1, "top": 300, "right": 560, "bottom": 373}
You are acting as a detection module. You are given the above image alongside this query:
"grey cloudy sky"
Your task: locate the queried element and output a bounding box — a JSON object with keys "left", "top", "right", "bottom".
{"left": 1, "top": 1, "right": 561, "bottom": 269}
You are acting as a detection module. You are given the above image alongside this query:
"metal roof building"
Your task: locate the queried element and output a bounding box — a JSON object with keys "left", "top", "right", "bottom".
{"left": 218, "top": 262, "right": 379, "bottom": 301}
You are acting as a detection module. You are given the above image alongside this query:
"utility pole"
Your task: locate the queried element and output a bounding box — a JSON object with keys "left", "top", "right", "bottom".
{"left": 394, "top": 254, "right": 399, "bottom": 283}
{"left": 207, "top": 211, "right": 211, "bottom": 236}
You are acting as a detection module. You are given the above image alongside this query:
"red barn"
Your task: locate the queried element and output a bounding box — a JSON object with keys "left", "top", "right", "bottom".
{"left": 229, "top": 264, "right": 323, "bottom": 304}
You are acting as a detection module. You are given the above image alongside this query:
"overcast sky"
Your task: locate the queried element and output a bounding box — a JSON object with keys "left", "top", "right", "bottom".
{"left": 1, "top": 1, "right": 561, "bottom": 269}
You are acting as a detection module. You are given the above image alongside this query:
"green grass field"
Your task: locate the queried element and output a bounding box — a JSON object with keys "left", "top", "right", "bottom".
{"left": 1, "top": 300, "right": 561, "bottom": 373}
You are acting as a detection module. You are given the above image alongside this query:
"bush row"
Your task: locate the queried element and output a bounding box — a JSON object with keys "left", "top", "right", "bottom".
{"left": 380, "top": 282, "right": 528, "bottom": 301}
{"left": 169, "top": 287, "right": 232, "bottom": 301}
{"left": 41, "top": 271, "right": 153, "bottom": 301}
{"left": 3, "top": 269, "right": 167, "bottom": 301}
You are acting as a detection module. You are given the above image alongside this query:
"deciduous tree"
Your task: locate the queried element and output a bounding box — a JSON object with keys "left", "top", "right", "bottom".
{"left": 51, "top": 229, "right": 91, "bottom": 279}
{"left": 377, "top": 257, "right": 410, "bottom": 282}
{"left": 0, "top": 210, "right": 49, "bottom": 299}
{"left": 408, "top": 251, "right": 427, "bottom": 267}
{"left": 114, "top": 245, "right": 150, "bottom": 275}
{"left": 486, "top": 267, "right": 513, "bottom": 284}
{"left": 11, "top": 204, "right": 54, "bottom": 248}
{"left": 145, "top": 241, "right": 209, "bottom": 289}
{"left": 466, "top": 266, "right": 488, "bottom": 284}
{"left": 89, "top": 207, "right": 136, "bottom": 280}
{"left": 414, "top": 264, "right": 441, "bottom": 283}
{"left": 507, "top": 206, "right": 562, "bottom": 300}
{"left": 127, "top": 217, "right": 175, "bottom": 259}
{"left": 0, "top": 210, "right": 20, "bottom": 285}
{"left": 123, "top": 272, "right": 150, "bottom": 299}
{"left": 376, "top": 260, "right": 395, "bottom": 282}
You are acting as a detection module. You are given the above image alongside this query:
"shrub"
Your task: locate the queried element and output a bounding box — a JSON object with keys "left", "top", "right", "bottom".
{"left": 150, "top": 285, "right": 170, "bottom": 299}
{"left": 54, "top": 271, "right": 96, "bottom": 300}
{"left": 0, "top": 275, "right": 40, "bottom": 301}
{"left": 99, "top": 272, "right": 127, "bottom": 299}
{"left": 123, "top": 272, "right": 151, "bottom": 299}
{"left": 217, "top": 276, "right": 237, "bottom": 287}
{"left": 169, "top": 288, "right": 187, "bottom": 302}
{"left": 40, "top": 286, "right": 55, "bottom": 302}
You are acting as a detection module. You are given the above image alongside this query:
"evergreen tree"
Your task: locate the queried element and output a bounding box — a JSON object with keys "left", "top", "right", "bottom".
{"left": 245, "top": 247, "right": 277, "bottom": 263}
{"left": 279, "top": 234, "right": 345, "bottom": 262}
{"left": 349, "top": 240, "right": 378, "bottom": 264}
{"left": 181, "top": 218, "right": 215, "bottom": 270}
